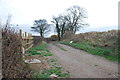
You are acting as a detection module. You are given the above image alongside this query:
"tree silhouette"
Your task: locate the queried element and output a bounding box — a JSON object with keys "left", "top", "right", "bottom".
{"left": 66, "top": 5, "right": 88, "bottom": 33}
{"left": 31, "top": 19, "right": 50, "bottom": 37}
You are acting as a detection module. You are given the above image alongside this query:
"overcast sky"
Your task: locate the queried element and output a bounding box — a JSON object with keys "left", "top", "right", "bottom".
{"left": 0, "top": 0, "right": 119, "bottom": 36}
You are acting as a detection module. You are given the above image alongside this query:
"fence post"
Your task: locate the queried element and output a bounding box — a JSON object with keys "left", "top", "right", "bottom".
{"left": 25, "top": 32, "right": 27, "bottom": 37}
{"left": 19, "top": 29, "right": 22, "bottom": 54}
{"left": 20, "top": 29, "right": 22, "bottom": 37}
{"left": 19, "top": 29, "right": 33, "bottom": 57}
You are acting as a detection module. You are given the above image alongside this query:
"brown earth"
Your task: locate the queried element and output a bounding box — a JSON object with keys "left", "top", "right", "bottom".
{"left": 47, "top": 42, "right": 118, "bottom": 78}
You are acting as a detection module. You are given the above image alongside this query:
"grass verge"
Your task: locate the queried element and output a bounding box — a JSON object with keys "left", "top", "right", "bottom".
{"left": 26, "top": 43, "right": 52, "bottom": 57}
{"left": 26, "top": 43, "right": 70, "bottom": 78}
{"left": 60, "top": 41, "right": 118, "bottom": 62}
{"left": 33, "top": 66, "right": 69, "bottom": 78}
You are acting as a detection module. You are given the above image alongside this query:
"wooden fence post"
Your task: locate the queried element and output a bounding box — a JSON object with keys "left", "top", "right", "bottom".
{"left": 19, "top": 29, "right": 22, "bottom": 54}
{"left": 19, "top": 29, "right": 33, "bottom": 57}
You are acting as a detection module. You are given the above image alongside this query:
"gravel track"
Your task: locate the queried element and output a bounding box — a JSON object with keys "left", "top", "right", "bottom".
{"left": 47, "top": 42, "right": 118, "bottom": 78}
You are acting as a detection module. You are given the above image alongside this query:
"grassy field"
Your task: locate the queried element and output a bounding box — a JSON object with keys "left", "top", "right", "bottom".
{"left": 60, "top": 41, "right": 118, "bottom": 62}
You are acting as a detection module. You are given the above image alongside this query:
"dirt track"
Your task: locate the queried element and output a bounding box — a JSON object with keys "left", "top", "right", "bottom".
{"left": 47, "top": 42, "right": 118, "bottom": 78}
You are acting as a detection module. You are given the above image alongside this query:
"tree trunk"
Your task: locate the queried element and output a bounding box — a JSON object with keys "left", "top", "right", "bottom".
{"left": 58, "top": 33, "right": 61, "bottom": 41}
{"left": 40, "top": 32, "right": 44, "bottom": 38}
{"left": 56, "top": 23, "right": 61, "bottom": 41}
{"left": 61, "top": 22, "right": 66, "bottom": 37}
{"left": 39, "top": 29, "right": 44, "bottom": 38}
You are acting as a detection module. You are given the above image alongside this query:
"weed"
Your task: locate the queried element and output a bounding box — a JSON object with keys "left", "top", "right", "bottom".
{"left": 49, "top": 58, "right": 57, "bottom": 63}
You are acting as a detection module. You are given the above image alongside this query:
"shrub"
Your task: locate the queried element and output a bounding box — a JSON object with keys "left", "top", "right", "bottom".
{"left": 50, "top": 35, "right": 58, "bottom": 41}
{"left": 2, "top": 26, "right": 31, "bottom": 78}
{"left": 50, "top": 35, "right": 58, "bottom": 38}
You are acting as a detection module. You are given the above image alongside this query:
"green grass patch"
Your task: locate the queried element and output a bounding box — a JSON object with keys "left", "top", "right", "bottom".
{"left": 60, "top": 41, "right": 118, "bottom": 61}
{"left": 26, "top": 50, "right": 41, "bottom": 55}
{"left": 26, "top": 43, "right": 52, "bottom": 57}
{"left": 31, "top": 43, "right": 47, "bottom": 50}
{"left": 49, "top": 58, "right": 57, "bottom": 63}
{"left": 33, "top": 67, "right": 69, "bottom": 78}
{"left": 25, "top": 54, "right": 32, "bottom": 56}
{"left": 40, "top": 52, "right": 53, "bottom": 57}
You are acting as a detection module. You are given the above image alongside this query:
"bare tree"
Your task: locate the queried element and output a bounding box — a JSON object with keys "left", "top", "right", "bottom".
{"left": 51, "top": 15, "right": 68, "bottom": 41}
{"left": 51, "top": 16, "right": 61, "bottom": 41}
{"left": 51, "top": 5, "right": 88, "bottom": 40}
{"left": 59, "top": 15, "right": 68, "bottom": 37}
{"left": 66, "top": 5, "right": 88, "bottom": 33}
{"left": 31, "top": 19, "right": 50, "bottom": 38}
